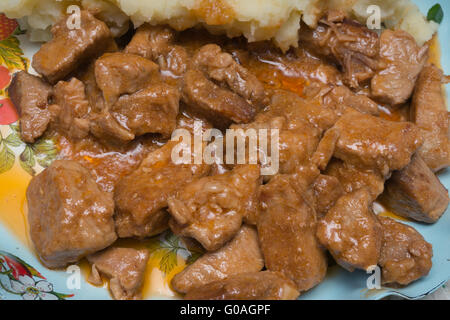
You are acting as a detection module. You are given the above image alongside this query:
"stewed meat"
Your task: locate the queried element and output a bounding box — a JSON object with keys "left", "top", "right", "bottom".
{"left": 88, "top": 247, "right": 149, "bottom": 300}
{"left": 32, "top": 11, "right": 114, "bottom": 84}
{"left": 411, "top": 64, "right": 450, "bottom": 171}
{"left": 8, "top": 71, "right": 53, "bottom": 143}
{"left": 184, "top": 271, "right": 300, "bottom": 300}
{"left": 172, "top": 225, "right": 264, "bottom": 293}
{"left": 53, "top": 78, "right": 90, "bottom": 139}
{"left": 89, "top": 110, "right": 135, "bottom": 144}
{"left": 371, "top": 30, "right": 428, "bottom": 106}
{"left": 378, "top": 216, "right": 433, "bottom": 286}
{"left": 168, "top": 165, "right": 261, "bottom": 250}
{"left": 258, "top": 174, "right": 327, "bottom": 292}
{"left": 26, "top": 160, "right": 117, "bottom": 268}
{"left": 380, "top": 154, "right": 449, "bottom": 223}
{"left": 114, "top": 141, "right": 210, "bottom": 238}
{"left": 316, "top": 188, "right": 382, "bottom": 271}
{"left": 311, "top": 174, "right": 344, "bottom": 218}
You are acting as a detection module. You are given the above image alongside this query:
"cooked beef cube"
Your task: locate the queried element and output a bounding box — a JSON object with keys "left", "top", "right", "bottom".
{"left": 172, "top": 225, "right": 264, "bottom": 293}
{"left": 371, "top": 30, "right": 428, "bottom": 106}
{"left": 411, "top": 64, "right": 450, "bottom": 171}
{"left": 8, "top": 71, "right": 53, "bottom": 143}
{"left": 53, "top": 78, "right": 90, "bottom": 139}
{"left": 184, "top": 271, "right": 299, "bottom": 300}
{"left": 88, "top": 247, "right": 149, "bottom": 300}
{"left": 90, "top": 110, "right": 135, "bottom": 144}
{"left": 316, "top": 188, "right": 382, "bottom": 271}
{"left": 311, "top": 174, "right": 344, "bottom": 219}
{"left": 95, "top": 52, "right": 159, "bottom": 105}
{"left": 324, "top": 85, "right": 379, "bottom": 116}
{"left": 298, "top": 12, "right": 379, "bottom": 88}
{"left": 26, "top": 160, "right": 117, "bottom": 268}
{"left": 258, "top": 174, "right": 327, "bottom": 292}
{"left": 114, "top": 141, "right": 210, "bottom": 238}
{"left": 325, "top": 158, "right": 385, "bottom": 201}
{"left": 378, "top": 216, "right": 433, "bottom": 286}
{"left": 111, "top": 83, "right": 179, "bottom": 138}
{"left": 193, "top": 44, "right": 265, "bottom": 105}
{"left": 380, "top": 154, "right": 449, "bottom": 223}
{"left": 32, "top": 11, "right": 114, "bottom": 84}
{"left": 125, "top": 24, "right": 188, "bottom": 76}
{"left": 331, "top": 111, "right": 423, "bottom": 176}
{"left": 168, "top": 165, "right": 261, "bottom": 250}
{"left": 182, "top": 69, "right": 256, "bottom": 128}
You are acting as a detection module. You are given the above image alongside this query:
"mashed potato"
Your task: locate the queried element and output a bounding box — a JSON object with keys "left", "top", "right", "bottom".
{"left": 0, "top": 0, "right": 439, "bottom": 50}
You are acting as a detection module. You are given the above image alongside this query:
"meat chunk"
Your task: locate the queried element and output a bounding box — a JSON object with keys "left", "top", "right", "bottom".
{"left": 172, "top": 225, "right": 264, "bottom": 293}
{"left": 298, "top": 13, "right": 379, "bottom": 88}
{"left": 26, "top": 160, "right": 117, "bottom": 268}
{"left": 317, "top": 188, "right": 382, "bottom": 271}
{"left": 324, "top": 85, "right": 379, "bottom": 116}
{"left": 8, "top": 71, "right": 52, "bottom": 143}
{"left": 378, "top": 216, "right": 433, "bottom": 286}
{"left": 325, "top": 158, "right": 385, "bottom": 201}
{"left": 125, "top": 24, "right": 188, "bottom": 76}
{"left": 311, "top": 174, "right": 344, "bottom": 218}
{"left": 114, "top": 141, "right": 210, "bottom": 238}
{"left": 193, "top": 44, "right": 265, "bottom": 106}
{"left": 89, "top": 110, "right": 135, "bottom": 144}
{"left": 32, "top": 11, "right": 114, "bottom": 84}
{"left": 88, "top": 247, "right": 149, "bottom": 300}
{"left": 371, "top": 30, "right": 428, "bottom": 106}
{"left": 331, "top": 111, "right": 423, "bottom": 176}
{"left": 95, "top": 52, "right": 159, "bottom": 105}
{"left": 182, "top": 69, "right": 256, "bottom": 128}
{"left": 184, "top": 271, "right": 299, "bottom": 300}
{"left": 111, "top": 83, "right": 179, "bottom": 138}
{"left": 258, "top": 174, "right": 327, "bottom": 292}
{"left": 53, "top": 78, "right": 90, "bottom": 139}
{"left": 168, "top": 165, "right": 261, "bottom": 250}
{"left": 411, "top": 64, "right": 450, "bottom": 171}
{"left": 380, "top": 154, "right": 449, "bottom": 223}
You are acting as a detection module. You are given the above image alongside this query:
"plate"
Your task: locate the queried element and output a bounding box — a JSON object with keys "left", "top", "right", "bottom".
{"left": 0, "top": 0, "right": 448, "bottom": 300}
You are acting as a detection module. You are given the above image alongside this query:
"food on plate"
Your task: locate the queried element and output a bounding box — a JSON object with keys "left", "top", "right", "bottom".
{"left": 1, "top": 0, "right": 447, "bottom": 300}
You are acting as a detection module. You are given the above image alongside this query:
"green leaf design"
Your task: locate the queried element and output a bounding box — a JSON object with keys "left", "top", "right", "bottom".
{"left": 428, "top": 4, "right": 444, "bottom": 24}
{"left": 9, "top": 123, "right": 20, "bottom": 134}
{"left": 0, "top": 143, "right": 15, "bottom": 174}
{"left": 3, "top": 131, "right": 22, "bottom": 147}
{"left": 19, "top": 145, "right": 36, "bottom": 176}
{"left": 0, "top": 36, "right": 26, "bottom": 70}
{"left": 159, "top": 250, "right": 178, "bottom": 275}
{"left": 32, "top": 138, "right": 57, "bottom": 168}
{"left": 147, "top": 231, "right": 188, "bottom": 275}
{"left": 186, "top": 251, "right": 202, "bottom": 265}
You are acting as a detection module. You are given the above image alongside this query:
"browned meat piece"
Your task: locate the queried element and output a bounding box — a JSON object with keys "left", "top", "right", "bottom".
{"left": 32, "top": 11, "right": 114, "bottom": 84}
{"left": 168, "top": 165, "right": 261, "bottom": 250}
{"left": 331, "top": 111, "right": 423, "bottom": 176}
{"left": 258, "top": 174, "right": 327, "bottom": 292}
{"left": 172, "top": 225, "right": 264, "bottom": 293}
{"left": 125, "top": 24, "right": 188, "bottom": 76}
{"left": 298, "top": 13, "right": 379, "bottom": 88}
{"left": 316, "top": 188, "right": 382, "bottom": 271}
{"left": 371, "top": 30, "right": 428, "bottom": 106}
{"left": 324, "top": 85, "right": 379, "bottom": 116}
{"left": 53, "top": 78, "right": 90, "bottom": 139}
{"left": 378, "top": 216, "right": 433, "bottom": 286}
{"left": 112, "top": 84, "right": 179, "bottom": 138}
{"left": 311, "top": 174, "right": 344, "bottom": 218}
{"left": 325, "top": 158, "right": 385, "bottom": 201}
{"left": 89, "top": 110, "right": 135, "bottom": 144}
{"left": 380, "top": 154, "right": 449, "bottom": 223}
{"left": 8, "top": 71, "right": 53, "bottom": 143}
{"left": 88, "top": 247, "right": 149, "bottom": 300}
{"left": 182, "top": 70, "right": 256, "bottom": 128}
{"left": 95, "top": 52, "right": 159, "bottom": 105}
{"left": 411, "top": 64, "right": 450, "bottom": 171}
{"left": 114, "top": 141, "right": 210, "bottom": 238}
{"left": 193, "top": 44, "right": 265, "bottom": 105}
{"left": 184, "top": 271, "right": 299, "bottom": 300}
{"left": 26, "top": 160, "right": 116, "bottom": 268}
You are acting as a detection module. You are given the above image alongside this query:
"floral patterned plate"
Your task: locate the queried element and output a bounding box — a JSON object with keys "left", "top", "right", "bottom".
{"left": 0, "top": 0, "right": 449, "bottom": 300}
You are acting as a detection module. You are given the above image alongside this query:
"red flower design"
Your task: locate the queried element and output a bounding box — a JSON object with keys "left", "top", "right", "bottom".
{"left": 0, "top": 14, "right": 18, "bottom": 41}
{"left": 0, "top": 98, "right": 19, "bottom": 125}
